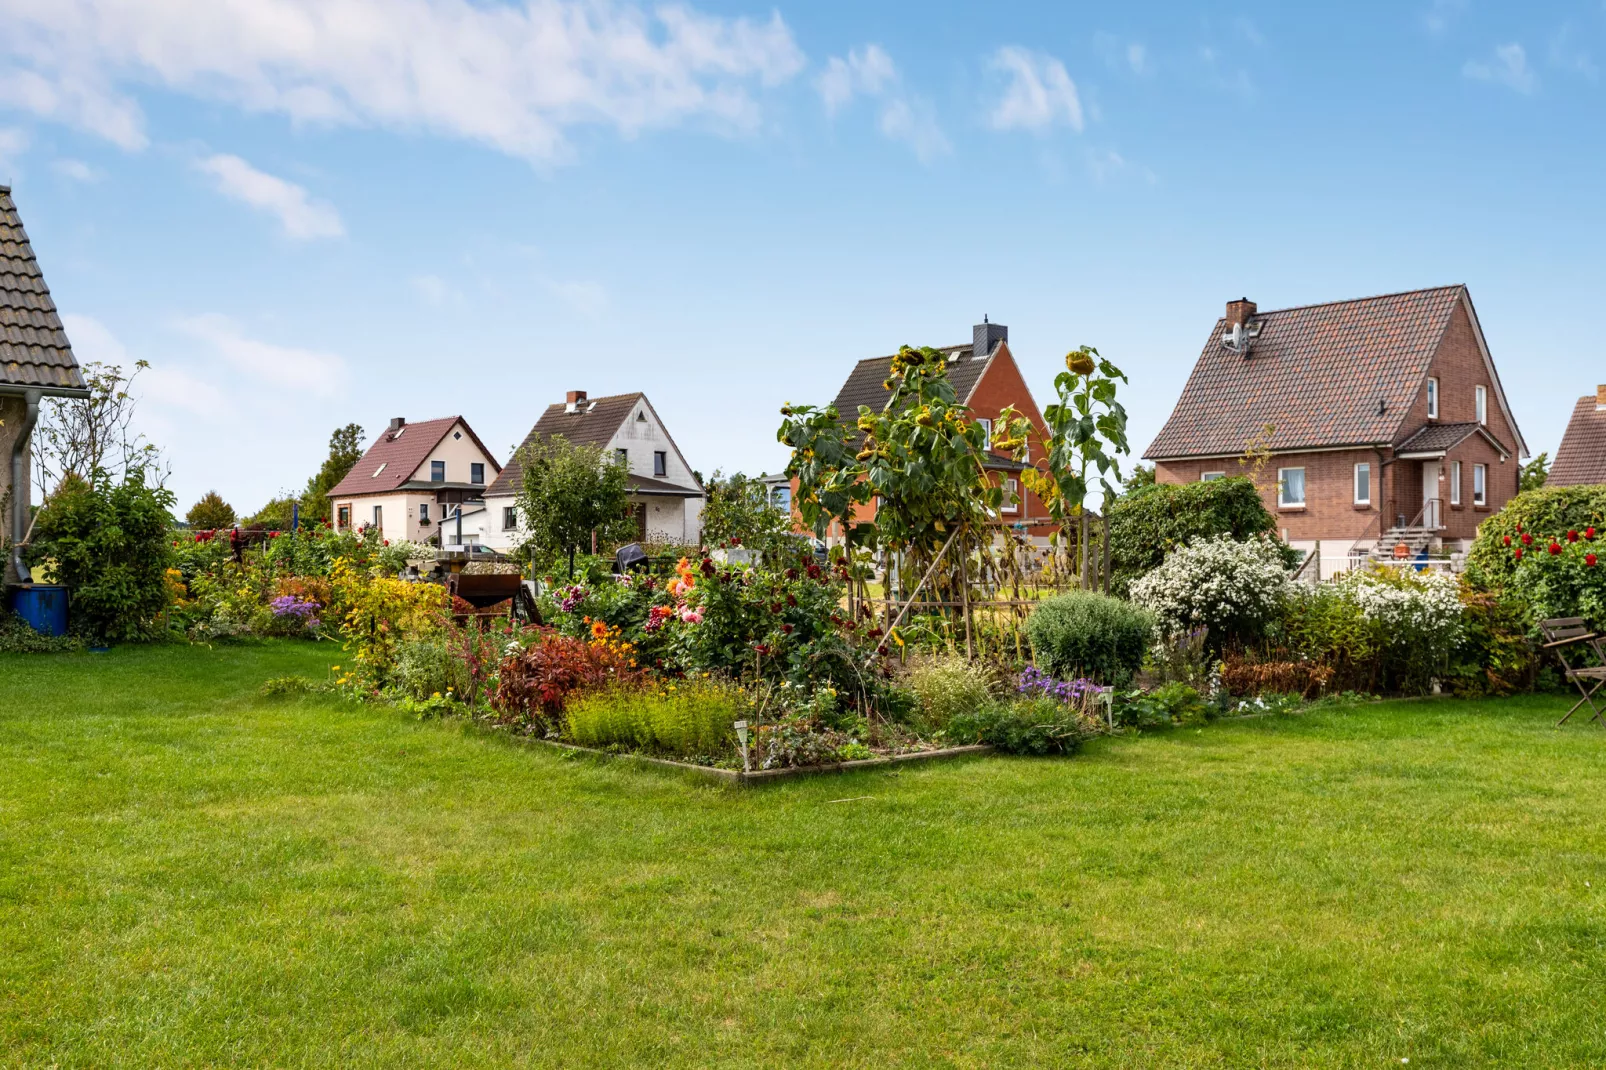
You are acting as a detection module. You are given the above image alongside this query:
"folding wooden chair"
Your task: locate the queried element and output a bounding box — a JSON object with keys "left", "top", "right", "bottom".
{"left": 1539, "top": 617, "right": 1606, "bottom": 728}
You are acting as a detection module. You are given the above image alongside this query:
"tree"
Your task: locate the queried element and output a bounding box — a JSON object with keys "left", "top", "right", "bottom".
{"left": 1520, "top": 452, "right": 1550, "bottom": 493}
{"left": 245, "top": 496, "right": 297, "bottom": 531}
{"left": 299, "top": 423, "right": 366, "bottom": 524}
{"left": 1121, "top": 463, "right": 1155, "bottom": 496}
{"left": 701, "top": 471, "right": 792, "bottom": 555}
{"left": 513, "top": 434, "right": 635, "bottom": 577}
{"left": 33, "top": 360, "right": 167, "bottom": 498}
{"left": 186, "top": 490, "right": 236, "bottom": 530}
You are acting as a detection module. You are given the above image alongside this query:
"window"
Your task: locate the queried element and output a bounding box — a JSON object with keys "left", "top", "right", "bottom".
{"left": 503, "top": 506, "right": 518, "bottom": 531}
{"left": 1278, "top": 467, "right": 1306, "bottom": 508}
{"left": 771, "top": 485, "right": 792, "bottom": 511}
{"left": 1451, "top": 460, "right": 1462, "bottom": 506}
{"left": 1002, "top": 478, "right": 1019, "bottom": 514}
{"left": 372, "top": 505, "right": 383, "bottom": 528}
{"left": 1201, "top": 471, "right": 1225, "bottom": 482}
{"left": 419, "top": 503, "right": 430, "bottom": 523}
{"left": 431, "top": 460, "right": 445, "bottom": 482}
{"left": 615, "top": 448, "right": 628, "bottom": 466}
{"left": 1475, "top": 385, "right": 1487, "bottom": 426}
{"left": 1354, "top": 463, "right": 1371, "bottom": 505}
{"left": 976, "top": 418, "right": 993, "bottom": 450}
{"left": 470, "top": 462, "right": 485, "bottom": 485}
{"left": 654, "top": 451, "right": 667, "bottom": 478}
{"left": 1426, "top": 377, "right": 1439, "bottom": 419}
{"left": 337, "top": 504, "right": 351, "bottom": 529}
{"left": 1473, "top": 463, "right": 1487, "bottom": 506}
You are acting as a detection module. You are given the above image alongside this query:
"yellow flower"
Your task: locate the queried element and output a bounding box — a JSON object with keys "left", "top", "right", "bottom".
{"left": 432, "top": 692, "right": 442, "bottom": 699}
{"left": 331, "top": 665, "right": 341, "bottom": 671}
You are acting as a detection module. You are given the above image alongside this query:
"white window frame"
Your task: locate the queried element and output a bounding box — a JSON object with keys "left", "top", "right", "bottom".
{"left": 419, "top": 502, "right": 430, "bottom": 522}
{"left": 1473, "top": 463, "right": 1487, "bottom": 506}
{"left": 372, "top": 504, "right": 383, "bottom": 528}
{"left": 1353, "top": 463, "right": 1371, "bottom": 506}
{"left": 1426, "top": 377, "right": 1439, "bottom": 419}
{"left": 1475, "top": 385, "right": 1487, "bottom": 426}
{"left": 1002, "top": 478, "right": 1019, "bottom": 514}
{"left": 1201, "top": 471, "right": 1225, "bottom": 482}
{"left": 976, "top": 418, "right": 993, "bottom": 450}
{"left": 503, "top": 506, "right": 518, "bottom": 531}
{"left": 1450, "top": 460, "right": 1462, "bottom": 506}
{"left": 1277, "top": 467, "right": 1306, "bottom": 508}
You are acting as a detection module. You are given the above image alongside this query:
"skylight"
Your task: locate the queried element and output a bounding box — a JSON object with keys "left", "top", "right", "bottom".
{"left": 373, "top": 462, "right": 387, "bottom": 477}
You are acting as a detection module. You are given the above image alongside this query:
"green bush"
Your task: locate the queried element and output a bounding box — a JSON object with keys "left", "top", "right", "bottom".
{"left": 947, "top": 696, "right": 1093, "bottom": 755}
{"left": 565, "top": 680, "right": 742, "bottom": 759}
{"left": 0, "top": 611, "right": 82, "bottom": 653}
{"left": 904, "top": 655, "right": 993, "bottom": 730}
{"left": 1108, "top": 476, "right": 1287, "bottom": 597}
{"left": 27, "top": 466, "right": 175, "bottom": 643}
{"left": 1115, "top": 682, "right": 1209, "bottom": 728}
{"left": 1027, "top": 591, "right": 1152, "bottom": 687}
{"left": 1466, "top": 485, "right": 1606, "bottom": 588}
{"left": 259, "top": 676, "right": 318, "bottom": 698}
{"left": 393, "top": 636, "right": 471, "bottom": 701}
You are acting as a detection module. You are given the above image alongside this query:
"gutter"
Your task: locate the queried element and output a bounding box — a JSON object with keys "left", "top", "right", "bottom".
{"left": 7, "top": 388, "right": 41, "bottom": 584}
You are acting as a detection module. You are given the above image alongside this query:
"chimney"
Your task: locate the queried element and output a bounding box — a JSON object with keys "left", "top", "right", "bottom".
{"left": 1225, "top": 297, "right": 1257, "bottom": 328}
{"left": 388, "top": 417, "right": 405, "bottom": 431}
{"left": 566, "top": 390, "right": 587, "bottom": 405}
{"left": 972, "top": 317, "right": 1008, "bottom": 360}
{"left": 1597, "top": 384, "right": 1606, "bottom": 411}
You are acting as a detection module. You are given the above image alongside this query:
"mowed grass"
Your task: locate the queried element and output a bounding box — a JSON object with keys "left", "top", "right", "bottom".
{"left": 4, "top": 644, "right": 1606, "bottom": 1068}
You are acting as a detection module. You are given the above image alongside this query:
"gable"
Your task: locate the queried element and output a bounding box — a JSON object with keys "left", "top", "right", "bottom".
{"left": 328, "top": 416, "right": 499, "bottom": 498}
{"left": 1549, "top": 395, "right": 1606, "bottom": 486}
{"left": 0, "top": 187, "right": 87, "bottom": 395}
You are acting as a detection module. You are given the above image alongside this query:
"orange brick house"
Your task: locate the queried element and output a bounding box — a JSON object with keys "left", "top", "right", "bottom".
{"left": 1143, "top": 287, "right": 1527, "bottom": 577}
{"left": 793, "top": 319, "right": 1055, "bottom": 543}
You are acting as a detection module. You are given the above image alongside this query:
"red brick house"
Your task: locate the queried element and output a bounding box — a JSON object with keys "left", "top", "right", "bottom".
{"left": 1546, "top": 386, "right": 1606, "bottom": 487}
{"left": 796, "top": 319, "right": 1055, "bottom": 542}
{"left": 1143, "top": 287, "right": 1527, "bottom": 577}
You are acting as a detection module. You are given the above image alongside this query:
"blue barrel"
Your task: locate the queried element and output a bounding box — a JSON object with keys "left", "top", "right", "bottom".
{"left": 9, "top": 585, "right": 68, "bottom": 637}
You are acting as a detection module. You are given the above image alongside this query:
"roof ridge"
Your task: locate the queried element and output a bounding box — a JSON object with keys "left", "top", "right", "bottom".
{"left": 1246, "top": 284, "right": 1465, "bottom": 319}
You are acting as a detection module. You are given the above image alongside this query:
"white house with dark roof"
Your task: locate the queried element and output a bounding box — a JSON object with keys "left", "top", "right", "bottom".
{"left": 328, "top": 415, "right": 502, "bottom": 545}
{"left": 480, "top": 390, "right": 704, "bottom": 551}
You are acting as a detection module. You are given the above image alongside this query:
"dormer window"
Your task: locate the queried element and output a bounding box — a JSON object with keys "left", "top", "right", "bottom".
{"left": 1426, "top": 377, "right": 1439, "bottom": 419}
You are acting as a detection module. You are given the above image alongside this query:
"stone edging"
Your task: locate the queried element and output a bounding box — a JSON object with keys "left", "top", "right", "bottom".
{"left": 504, "top": 734, "right": 994, "bottom": 785}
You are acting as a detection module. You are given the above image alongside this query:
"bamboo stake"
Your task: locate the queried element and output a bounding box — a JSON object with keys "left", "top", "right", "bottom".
{"left": 872, "top": 527, "right": 961, "bottom": 665}
{"left": 960, "top": 542, "right": 974, "bottom": 660}
{"left": 1102, "top": 510, "right": 1112, "bottom": 595}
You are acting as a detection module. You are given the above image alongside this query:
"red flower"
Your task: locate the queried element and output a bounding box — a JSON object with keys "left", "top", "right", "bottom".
{"left": 1549, "top": 542, "right": 1562, "bottom": 555}
{"left": 1589, "top": 527, "right": 1598, "bottom": 541}
{"left": 780, "top": 623, "right": 794, "bottom": 634}
{"left": 1521, "top": 532, "right": 1533, "bottom": 546}
{"left": 1502, "top": 535, "right": 1512, "bottom": 546}
{"left": 1569, "top": 530, "right": 1580, "bottom": 542}
{"left": 269, "top": 531, "right": 281, "bottom": 538}
{"left": 1588, "top": 554, "right": 1599, "bottom": 567}
{"left": 384, "top": 539, "right": 390, "bottom": 546}
{"left": 1514, "top": 547, "right": 1524, "bottom": 560}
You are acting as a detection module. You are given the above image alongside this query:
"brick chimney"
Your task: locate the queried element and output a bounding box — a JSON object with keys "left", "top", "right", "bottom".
{"left": 1597, "top": 384, "right": 1606, "bottom": 411}
{"left": 973, "top": 317, "right": 1008, "bottom": 359}
{"left": 566, "top": 390, "right": 587, "bottom": 405}
{"left": 388, "top": 416, "right": 405, "bottom": 431}
{"left": 1225, "top": 298, "right": 1257, "bottom": 328}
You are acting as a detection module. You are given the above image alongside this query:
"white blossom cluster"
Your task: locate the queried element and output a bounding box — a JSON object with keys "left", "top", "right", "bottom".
{"left": 1129, "top": 534, "right": 1292, "bottom": 638}
{"left": 1340, "top": 568, "right": 1464, "bottom": 652}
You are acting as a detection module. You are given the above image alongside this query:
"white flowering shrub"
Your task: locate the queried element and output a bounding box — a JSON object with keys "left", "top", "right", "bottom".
{"left": 1129, "top": 534, "right": 1292, "bottom": 645}
{"left": 1336, "top": 566, "right": 1464, "bottom": 692}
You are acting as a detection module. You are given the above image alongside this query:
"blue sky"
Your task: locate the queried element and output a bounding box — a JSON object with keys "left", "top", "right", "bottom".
{"left": 0, "top": 0, "right": 1598, "bottom": 512}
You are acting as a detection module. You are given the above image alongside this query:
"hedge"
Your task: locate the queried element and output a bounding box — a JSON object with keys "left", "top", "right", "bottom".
{"left": 1106, "top": 476, "right": 1283, "bottom": 597}
{"left": 1465, "top": 484, "right": 1606, "bottom": 588}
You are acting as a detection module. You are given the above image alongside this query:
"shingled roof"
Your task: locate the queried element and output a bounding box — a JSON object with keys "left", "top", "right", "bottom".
{"left": 1, "top": 186, "right": 86, "bottom": 395}
{"left": 1548, "top": 393, "right": 1606, "bottom": 487}
{"left": 328, "top": 416, "right": 500, "bottom": 497}
{"left": 1145, "top": 286, "right": 1495, "bottom": 460}
{"left": 1395, "top": 421, "right": 1511, "bottom": 458}
{"left": 485, "top": 392, "right": 646, "bottom": 498}
{"left": 829, "top": 343, "right": 992, "bottom": 421}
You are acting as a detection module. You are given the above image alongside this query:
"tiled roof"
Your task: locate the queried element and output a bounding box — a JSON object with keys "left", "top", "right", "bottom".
{"left": 628, "top": 473, "right": 702, "bottom": 497}
{"left": 328, "top": 416, "right": 499, "bottom": 497}
{"left": 484, "top": 392, "right": 644, "bottom": 498}
{"left": 828, "top": 344, "right": 991, "bottom": 424}
{"left": 1394, "top": 421, "right": 1510, "bottom": 457}
{"left": 1144, "top": 286, "right": 1466, "bottom": 459}
{"left": 0, "top": 186, "right": 86, "bottom": 394}
{"left": 1548, "top": 396, "right": 1606, "bottom": 486}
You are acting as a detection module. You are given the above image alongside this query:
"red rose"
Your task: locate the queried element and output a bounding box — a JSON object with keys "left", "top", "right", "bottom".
{"left": 1521, "top": 533, "right": 1533, "bottom": 546}
{"left": 1588, "top": 554, "right": 1599, "bottom": 567}
{"left": 1549, "top": 542, "right": 1562, "bottom": 555}
{"left": 1569, "top": 530, "right": 1580, "bottom": 542}
{"left": 1589, "top": 527, "right": 1598, "bottom": 541}
{"left": 1517, "top": 522, "right": 1524, "bottom": 532}
{"left": 1514, "top": 547, "right": 1524, "bottom": 560}
{"left": 1502, "top": 535, "right": 1512, "bottom": 546}
{"left": 384, "top": 540, "right": 390, "bottom": 546}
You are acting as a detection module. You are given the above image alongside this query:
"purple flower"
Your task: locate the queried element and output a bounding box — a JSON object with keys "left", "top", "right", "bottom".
{"left": 1017, "top": 667, "right": 1107, "bottom": 702}
{"left": 270, "top": 595, "right": 321, "bottom": 619}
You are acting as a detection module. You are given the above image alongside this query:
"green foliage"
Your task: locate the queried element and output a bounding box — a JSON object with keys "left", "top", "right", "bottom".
{"left": 392, "top": 636, "right": 471, "bottom": 701}
{"left": 1107, "top": 476, "right": 1282, "bottom": 597}
{"left": 1022, "top": 345, "right": 1131, "bottom": 524}
{"left": 259, "top": 676, "right": 318, "bottom": 698}
{"left": 904, "top": 655, "right": 994, "bottom": 730}
{"left": 1121, "top": 463, "right": 1155, "bottom": 495}
{"left": 513, "top": 434, "right": 635, "bottom": 576}
{"left": 1027, "top": 590, "right": 1152, "bottom": 687}
{"left": 1520, "top": 452, "right": 1550, "bottom": 493}
{"left": 1115, "top": 682, "right": 1210, "bottom": 728}
{"left": 299, "top": 423, "right": 366, "bottom": 525}
{"left": 776, "top": 401, "right": 862, "bottom": 542}
{"left": 1450, "top": 588, "right": 1538, "bottom": 697}
{"left": 245, "top": 497, "right": 297, "bottom": 531}
{"left": 185, "top": 490, "right": 236, "bottom": 530}
{"left": 28, "top": 466, "right": 176, "bottom": 642}
{"left": 1465, "top": 485, "right": 1606, "bottom": 588}
{"left": 700, "top": 470, "right": 793, "bottom": 556}
{"left": 0, "top": 611, "right": 82, "bottom": 653}
{"left": 564, "top": 680, "right": 742, "bottom": 759}
{"left": 946, "top": 696, "right": 1094, "bottom": 754}
{"left": 1279, "top": 583, "right": 1378, "bottom": 683}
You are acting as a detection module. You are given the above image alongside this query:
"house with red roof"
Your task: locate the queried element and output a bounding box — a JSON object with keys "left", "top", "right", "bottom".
{"left": 328, "top": 415, "right": 502, "bottom": 545}
{"left": 1546, "top": 387, "right": 1606, "bottom": 488}
{"left": 1143, "top": 287, "right": 1527, "bottom": 577}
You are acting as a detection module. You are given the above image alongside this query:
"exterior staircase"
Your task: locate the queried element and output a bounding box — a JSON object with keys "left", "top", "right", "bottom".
{"left": 1367, "top": 525, "right": 1436, "bottom": 563}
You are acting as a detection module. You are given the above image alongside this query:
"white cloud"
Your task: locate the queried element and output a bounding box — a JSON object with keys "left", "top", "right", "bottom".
{"left": 1127, "top": 43, "right": 1150, "bottom": 76}
{"left": 52, "top": 157, "right": 99, "bottom": 181}
{"left": 1464, "top": 43, "right": 1537, "bottom": 94}
{"left": 175, "top": 313, "right": 346, "bottom": 396}
{"left": 0, "top": 126, "right": 25, "bottom": 169}
{"left": 550, "top": 280, "right": 608, "bottom": 317}
{"left": 0, "top": 0, "right": 805, "bottom": 163}
{"left": 61, "top": 312, "right": 233, "bottom": 420}
{"left": 1086, "top": 147, "right": 1157, "bottom": 186}
{"left": 1550, "top": 25, "right": 1597, "bottom": 81}
{"left": 1424, "top": 0, "right": 1467, "bottom": 36}
{"left": 817, "top": 43, "right": 947, "bottom": 160}
{"left": 817, "top": 45, "right": 896, "bottom": 114}
{"left": 195, "top": 154, "right": 344, "bottom": 240}
{"left": 988, "top": 47, "right": 1084, "bottom": 133}
{"left": 411, "top": 274, "right": 460, "bottom": 307}
{"left": 1093, "top": 34, "right": 1149, "bottom": 76}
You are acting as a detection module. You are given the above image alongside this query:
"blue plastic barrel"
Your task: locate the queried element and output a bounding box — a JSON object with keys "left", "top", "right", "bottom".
{"left": 9, "top": 585, "right": 68, "bottom": 637}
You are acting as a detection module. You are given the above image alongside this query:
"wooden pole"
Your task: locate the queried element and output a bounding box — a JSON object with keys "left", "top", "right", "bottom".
{"left": 960, "top": 539, "right": 974, "bottom": 660}
{"left": 1102, "top": 511, "right": 1112, "bottom": 595}
{"left": 1078, "top": 510, "right": 1088, "bottom": 589}
{"left": 872, "top": 527, "right": 961, "bottom": 664}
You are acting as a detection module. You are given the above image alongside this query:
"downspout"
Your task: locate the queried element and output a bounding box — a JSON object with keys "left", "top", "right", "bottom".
{"left": 9, "top": 388, "right": 41, "bottom": 585}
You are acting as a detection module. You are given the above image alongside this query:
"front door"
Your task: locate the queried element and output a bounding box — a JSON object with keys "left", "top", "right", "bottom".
{"left": 1421, "top": 462, "right": 1440, "bottom": 529}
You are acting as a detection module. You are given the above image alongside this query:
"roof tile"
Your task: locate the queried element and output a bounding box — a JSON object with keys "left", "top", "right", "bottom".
{"left": 1548, "top": 396, "right": 1606, "bottom": 486}
{"left": 0, "top": 187, "right": 84, "bottom": 394}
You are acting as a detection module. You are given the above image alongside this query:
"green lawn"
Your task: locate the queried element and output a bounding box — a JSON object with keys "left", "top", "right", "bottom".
{"left": 4, "top": 644, "right": 1605, "bottom": 1068}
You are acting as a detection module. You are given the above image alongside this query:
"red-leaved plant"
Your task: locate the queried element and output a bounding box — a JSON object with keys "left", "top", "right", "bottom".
{"left": 492, "top": 630, "right": 640, "bottom": 731}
